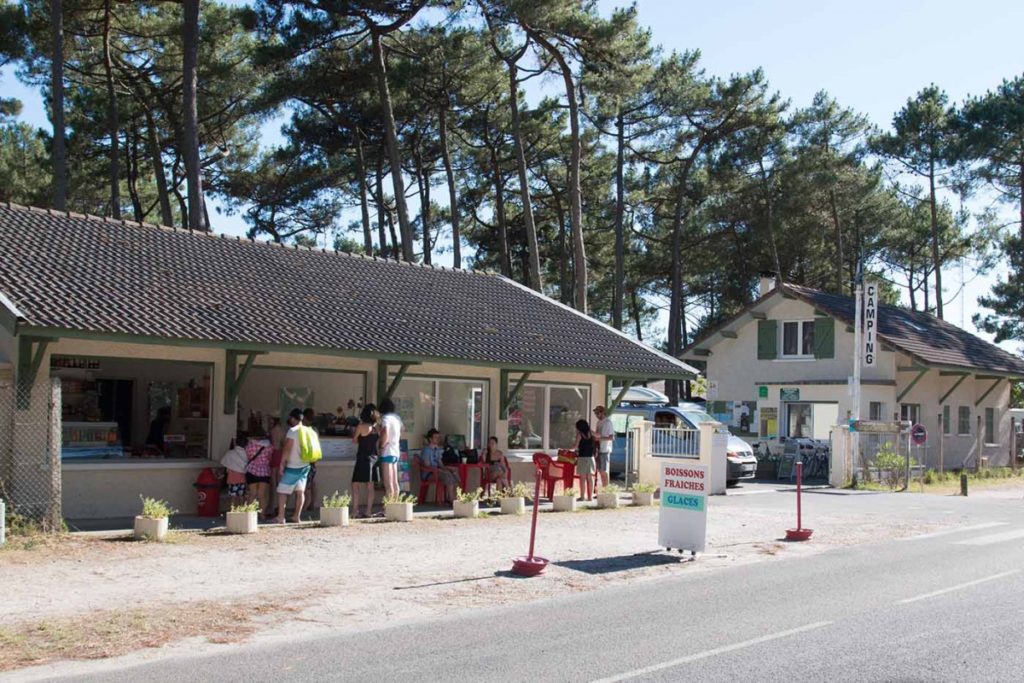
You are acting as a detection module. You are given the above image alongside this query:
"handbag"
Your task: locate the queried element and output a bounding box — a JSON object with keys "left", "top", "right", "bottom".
{"left": 441, "top": 446, "right": 460, "bottom": 465}
{"left": 463, "top": 448, "right": 479, "bottom": 464}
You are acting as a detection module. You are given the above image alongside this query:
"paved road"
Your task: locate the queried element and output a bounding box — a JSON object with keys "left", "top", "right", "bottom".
{"left": 46, "top": 489, "right": 1024, "bottom": 682}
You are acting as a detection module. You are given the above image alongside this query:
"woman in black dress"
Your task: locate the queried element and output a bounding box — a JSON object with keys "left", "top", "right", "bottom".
{"left": 351, "top": 404, "right": 380, "bottom": 518}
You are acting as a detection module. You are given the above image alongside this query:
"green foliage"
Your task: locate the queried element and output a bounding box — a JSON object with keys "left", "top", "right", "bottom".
{"left": 872, "top": 443, "right": 915, "bottom": 489}
{"left": 455, "top": 487, "right": 482, "bottom": 503}
{"left": 382, "top": 492, "right": 417, "bottom": 505}
{"left": 601, "top": 483, "right": 622, "bottom": 494}
{"left": 560, "top": 488, "right": 578, "bottom": 498}
{"left": 500, "top": 482, "right": 529, "bottom": 499}
{"left": 321, "top": 490, "right": 351, "bottom": 508}
{"left": 630, "top": 482, "right": 657, "bottom": 493}
{"left": 0, "top": 122, "right": 51, "bottom": 205}
{"left": 229, "top": 500, "right": 261, "bottom": 513}
{"left": 139, "top": 495, "right": 175, "bottom": 519}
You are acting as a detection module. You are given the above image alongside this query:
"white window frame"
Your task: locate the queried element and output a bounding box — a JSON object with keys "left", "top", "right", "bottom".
{"left": 780, "top": 320, "right": 815, "bottom": 359}
{"left": 512, "top": 383, "right": 591, "bottom": 451}
{"left": 900, "top": 403, "right": 921, "bottom": 426}
{"left": 390, "top": 375, "right": 489, "bottom": 450}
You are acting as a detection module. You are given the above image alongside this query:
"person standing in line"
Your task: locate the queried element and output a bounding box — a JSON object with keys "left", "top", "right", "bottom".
{"left": 267, "top": 417, "right": 285, "bottom": 517}
{"left": 301, "top": 408, "right": 319, "bottom": 516}
{"left": 378, "top": 398, "right": 403, "bottom": 503}
{"left": 272, "top": 408, "right": 309, "bottom": 524}
{"left": 573, "top": 419, "right": 597, "bottom": 502}
{"left": 351, "top": 404, "right": 381, "bottom": 518}
{"left": 593, "top": 405, "right": 615, "bottom": 491}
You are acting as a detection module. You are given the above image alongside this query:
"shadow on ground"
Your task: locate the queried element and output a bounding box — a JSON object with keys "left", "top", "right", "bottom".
{"left": 554, "top": 552, "right": 684, "bottom": 575}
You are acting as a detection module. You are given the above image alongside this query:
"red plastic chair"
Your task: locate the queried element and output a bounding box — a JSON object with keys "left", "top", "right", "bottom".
{"left": 415, "top": 455, "right": 449, "bottom": 505}
{"left": 532, "top": 452, "right": 567, "bottom": 499}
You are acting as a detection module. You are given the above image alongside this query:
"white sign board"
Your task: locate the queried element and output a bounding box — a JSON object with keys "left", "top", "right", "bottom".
{"left": 863, "top": 280, "right": 878, "bottom": 366}
{"left": 658, "top": 462, "right": 708, "bottom": 553}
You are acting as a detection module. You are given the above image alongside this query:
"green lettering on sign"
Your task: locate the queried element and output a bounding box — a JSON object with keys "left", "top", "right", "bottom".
{"left": 663, "top": 493, "right": 706, "bottom": 512}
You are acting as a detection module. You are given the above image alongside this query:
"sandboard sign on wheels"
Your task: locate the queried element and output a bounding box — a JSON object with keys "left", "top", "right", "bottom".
{"left": 911, "top": 423, "right": 927, "bottom": 446}
{"left": 658, "top": 462, "right": 708, "bottom": 557}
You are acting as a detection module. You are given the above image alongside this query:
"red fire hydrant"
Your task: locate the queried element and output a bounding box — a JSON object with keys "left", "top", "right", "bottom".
{"left": 193, "top": 467, "right": 222, "bottom": 517}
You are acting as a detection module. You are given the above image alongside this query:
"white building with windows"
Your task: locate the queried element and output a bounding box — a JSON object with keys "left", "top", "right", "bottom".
{"left": 681, "top": 281, "right": 1024, "bottom": 471}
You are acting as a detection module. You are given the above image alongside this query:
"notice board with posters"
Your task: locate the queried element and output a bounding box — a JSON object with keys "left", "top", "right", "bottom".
{"left": 658, "top": 462, "right": 708, "bottom": 554}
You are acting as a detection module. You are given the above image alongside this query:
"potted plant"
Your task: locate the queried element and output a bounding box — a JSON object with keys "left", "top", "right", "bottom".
{"left": 383, "top": 492, "right": 417, "bottom": 522}
{"left": 453, "top": 487, "right": 482, "bottom": 518}
{"left": 552, "top": 488, "right": 578, "bottom": 512}
{"left": 226, "top": 500, "right": 260, "bottom": 534}
{"left": 630, "top": 482, "right": 657, "bottom": 506}
{"left": 596, "top": 483, "right": 622, "bottom": 509}
{"left": 320, "top": 490, "right": 351, "bottom": 527}
{"left": 134, "top": 495, "right": 174, "bottom": 541}
{"left": 499, "top": 482, "right": 529, "bottom": 515}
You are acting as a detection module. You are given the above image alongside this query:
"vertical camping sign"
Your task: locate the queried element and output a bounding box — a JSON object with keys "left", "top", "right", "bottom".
{"left": 658, "top": 462, "right": 708, "bottom": 553}
{"left": 863, "top": 280, "right": 877, "bottom": 367}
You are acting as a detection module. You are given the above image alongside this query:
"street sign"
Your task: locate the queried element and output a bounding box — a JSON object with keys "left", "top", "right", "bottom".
{"left": 851, "top": 420, "right": 909, "bottom": 433}
{"left": 864, "top": 280, "right": 878, "bottom": 366}
{"left": 780, "top": 388, "right": 800, "bottom": 402}
{"left": 911, "top": 423, "right": 927, "bottom": 445}
{"left": 658, "top": 462, "right": 708, "bottom": 554}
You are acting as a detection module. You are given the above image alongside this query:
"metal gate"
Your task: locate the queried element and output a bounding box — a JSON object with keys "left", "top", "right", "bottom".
{"left": 0, "top": 379, "right": 63, "bottom": 530}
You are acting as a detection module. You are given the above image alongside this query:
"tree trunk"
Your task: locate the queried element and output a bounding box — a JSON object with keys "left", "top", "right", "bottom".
{"left": 529, "top": 30, "right": 585, "bottom": 311}
{"left": 354, "top": 131, "right": 373, "bottom": 255}
{"left": 413, "top": 144, "right": 432, "bottom": 265}
{"left": 630, "top": 289, "right": 643, "bottom": 341}
{"left": 182, "top": 0, "right": 205, "bottom": 231}
{"left": 144, "top": 108, "right": 173, "bottom": 227}
{"left": 612, "top": 108, "right": 626, "bottom": 329}
{"left": 50, "top": 0, "right": 66, "bottom": 211}
{"left": 667, "top": 179, "right": 685, "bottom": 406}
{"left": 928, "top": 157, "right": 943, "bottom": 318}
{"left": 375, "top": 151, "right": 388, "bottom": 257}
{"left": 126, "top": 124, "right": 142, "bottom": 221}
{"left": 102, "top": 0, "right": 121, "bottom": 219}
{"left": 829, "top": 189, "right": 844, "bottom": 293}
{"left": 908, "top": 261, "right": 917, "bottom": 311}
{"left": 371, "top": 31, "right": 413, "bottom": 261}
{"left": 439, "top": 109, "right": 460, "bottom": 268}
{"left": 1019, "top": 158, "right": 1024, "bottom": 242}
{"left": 171, "top": 154, "right": 188, "bottom": 225}
{"left": 552, "top": 182, "right": 571, "bottom": 306}
{"left": 386, "top": 207, "right": 400, "bottom": 262}
{"left": 490, "top": 148, "right": 511, "bottom": 277}
{"left": 506, "top": 62, "right": 541, "bottom": 291}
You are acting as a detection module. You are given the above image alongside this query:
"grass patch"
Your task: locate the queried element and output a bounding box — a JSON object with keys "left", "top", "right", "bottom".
{"left": 0, "top": 596, "right": 295, "bottom": 672}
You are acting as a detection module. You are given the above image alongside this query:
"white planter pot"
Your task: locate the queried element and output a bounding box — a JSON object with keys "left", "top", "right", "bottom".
{"left": 385, "top": 502, "right": 414, "bottom": 522}
{"left": 226, "top": 510, "right": 258, "bottom": 534}
{"left": 552, "top": 495, "right": 577, "bottom": 512}
{"left": 500, "top": 497, "right": 526, "bottom": 515}
{"left": 453, "top": 500, "right": 479, "bottom": 518}
{"left": 133, "top": 515, "right": 168, "bottom": 541}
{"left": 632, "top": 491, "right": 655, "bottom": 506}
{"left": 596, "top": 492, "right": 620, "bottom": 509}
{"left": 320, "top": 506, "right": 349, "bottom": 527}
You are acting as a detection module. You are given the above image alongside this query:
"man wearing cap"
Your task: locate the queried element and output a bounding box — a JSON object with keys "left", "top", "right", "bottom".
{"left": 271, "top": 408, "right": 310, "bottom": 524}
{"left": 593, "top": 406, "right": 615, "bottom": 490}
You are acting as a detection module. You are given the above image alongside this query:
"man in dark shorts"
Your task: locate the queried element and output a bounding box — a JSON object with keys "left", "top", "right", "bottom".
{"left": 302, "top": 408, "right": 318, "bottom": 515}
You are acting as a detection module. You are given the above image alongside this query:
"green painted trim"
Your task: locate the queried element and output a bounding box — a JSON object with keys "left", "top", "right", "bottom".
{"left": 938, "top": 373, "right": 968, "bottom": 404}
{"left": 18, "top": 324, "right": 694, "bottom": 381}
{"left": 720, "top": 330, "right": 738, "bottom": 339}
{"left": 224, "top": 350, "right": 266, "bottom": 415}
{"left": 253, "top": 364, "right": 367, "bottom": 376}
{"left": 896, "top": 368, "right": 928, "bottom": 402}
{"left": 607, "top": 380, "right": 636, "bottom": 414}
{"left": 392, "top": 372, "right": 493, "bottom": 383}
{"left": 16, "top": 336, "right": 51, "bottom": 409}
{"left": 897, "top": 365, "right": 929, "bottom": 372}
{"left": 499, "top": 369, "right": 532, "bottom": 419}
{"left": 975, "top": 378, "right": 1002, "bottom": 407}
{"left": 377, "top": 360, "right": 419, "bottom": 402}
{"left": 939, "top": 371, "right": 970, "bottom": 376}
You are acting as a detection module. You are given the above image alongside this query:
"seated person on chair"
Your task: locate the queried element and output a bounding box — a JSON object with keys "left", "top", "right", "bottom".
{"left": 421, "top": 428, "right": 457, "bottom": 501}
{"left": 483, "top": 436, "right": 509, "bottom": 490}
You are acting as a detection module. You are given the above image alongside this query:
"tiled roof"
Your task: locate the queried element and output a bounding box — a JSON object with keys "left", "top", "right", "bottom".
{"left": 0, "top": 203, "right": 695, "bottom": 379}
{"left": 787, "top": 284, "right": 1024, "bottom": 376}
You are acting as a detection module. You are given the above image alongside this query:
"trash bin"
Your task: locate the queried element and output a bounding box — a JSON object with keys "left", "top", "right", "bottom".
{"left": 194, "top": 467, "right": 221, "bottom": 517}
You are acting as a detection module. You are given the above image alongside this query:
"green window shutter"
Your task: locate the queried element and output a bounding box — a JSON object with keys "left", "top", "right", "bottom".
{"left": 757, "top": 320, "right": 778, "bottom": 360}
{"left": 813, "top": 318, "right": 835, "bottom": 359}
{"left": 942, "top": 405, "right": 950, "bottom": 435}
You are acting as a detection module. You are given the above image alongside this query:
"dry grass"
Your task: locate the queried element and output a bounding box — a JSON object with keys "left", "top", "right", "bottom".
{"left": 0, "top": 596, "right": 296, "bottom": 672}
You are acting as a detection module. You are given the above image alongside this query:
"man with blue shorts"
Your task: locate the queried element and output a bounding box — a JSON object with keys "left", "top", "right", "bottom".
{"left": 272, "top": 408, "right": 309, "bottom": 524}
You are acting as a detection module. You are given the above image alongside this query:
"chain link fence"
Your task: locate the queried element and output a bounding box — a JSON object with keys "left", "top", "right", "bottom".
{"left": 0, "top": 378, "right": 62, "bottom": 531}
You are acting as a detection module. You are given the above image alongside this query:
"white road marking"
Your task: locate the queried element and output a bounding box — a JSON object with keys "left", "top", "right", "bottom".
{"left": 955, "top": 529, "right": 1024, "bottom": 546}
{"left": 590, "top": 621, "right": 833, "bottom": 683}
{"left": 899, "top": 522, "right": 1008, "bottom": 541}
{"left": 897, "top": 570, "right": 1019, "bottom": 605}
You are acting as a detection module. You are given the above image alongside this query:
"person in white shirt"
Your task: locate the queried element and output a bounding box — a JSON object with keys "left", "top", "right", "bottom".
{"left": 378, "top": 398, "right": 403, "bottom": 502}
{"left": 271, "top": 409, "right": 309, "bottom": 524}
{"left": 593, "top": 406, "right": 615, "bottom": 490}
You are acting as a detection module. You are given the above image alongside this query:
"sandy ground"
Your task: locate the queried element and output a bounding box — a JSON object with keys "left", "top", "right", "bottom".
{"left": 1, "top": 495, "right": 945, "bottom": 637}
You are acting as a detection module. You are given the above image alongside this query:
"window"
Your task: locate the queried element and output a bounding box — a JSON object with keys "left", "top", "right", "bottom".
{"left": 390, "top": 377, "right": 488, "bottom": 450}
{"left": 781, "top": 321, "right": 815, "bottom": 357}
{"left": 508, "top": 384, "right": 590, "bottom": 450}
{"left": 943, "top": 405, "right": 951, "bottom": 435}
{"left": 958, "top": 406, "right": 971, "bottom": 435}
{"left": 869, "top": 402, "right": 884, "bottom": 421}
{"left": 900, "top": 403, "right": 920, "bottom": 426}
{"left": 787, "top": 403, "right": 813, "bottom": 437}
{"left": 985, "top": 407, "right": 996, "bottom": 444}
{"left": 610, "top": 413, "right": 646, "bottom": 435}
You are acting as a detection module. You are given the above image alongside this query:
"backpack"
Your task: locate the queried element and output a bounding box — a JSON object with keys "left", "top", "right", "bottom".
{"left": 441, "top": 446, "right": 460, "bottom": 466}
{"left": 297, "top": 425, "right": 322, "bottom": 463}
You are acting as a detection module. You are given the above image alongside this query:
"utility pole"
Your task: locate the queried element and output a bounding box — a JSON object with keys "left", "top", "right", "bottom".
{"left": 851, "top": 258, "right": 863, "bottom": 473}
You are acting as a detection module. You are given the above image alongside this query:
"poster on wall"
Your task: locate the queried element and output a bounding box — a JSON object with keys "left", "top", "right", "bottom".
{"left": 759, "top": 406, "right": 779, "bottom": 438}
{"left": 279, "top": 387, "right": 314, "bottom": 421}
{"left": 708, "top": 400, "right": 758, "bottom": 436}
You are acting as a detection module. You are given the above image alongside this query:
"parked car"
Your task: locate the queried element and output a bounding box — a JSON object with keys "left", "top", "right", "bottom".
{"left": 608, "top": 393, "right": 757, "bottom": 485}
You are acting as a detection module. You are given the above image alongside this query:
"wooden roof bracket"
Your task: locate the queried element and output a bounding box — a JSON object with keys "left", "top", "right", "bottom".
{"left": 499, "top": 369, "right": 533, "bottom": 420}
{"left": 377, "top": 360, "right": 421, "bottom": 404}
{"left": 938, "top": 373, "right": 968, "bottom": 405}
{"left": 16, "top": 335, "right": 52, "bottom": 409}
{"left": 975, "top": 377, "right": 1002, "bottom": 407}
{"left": 224, "top": 350, "right": 266, "bottom": 414}
{"left": 897, "top": 368, "right": 928, "bottom": 403}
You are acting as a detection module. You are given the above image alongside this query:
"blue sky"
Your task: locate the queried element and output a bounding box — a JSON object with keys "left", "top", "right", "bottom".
{"left": 3, "top": 0, "right": 1023, "bottom": 348}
